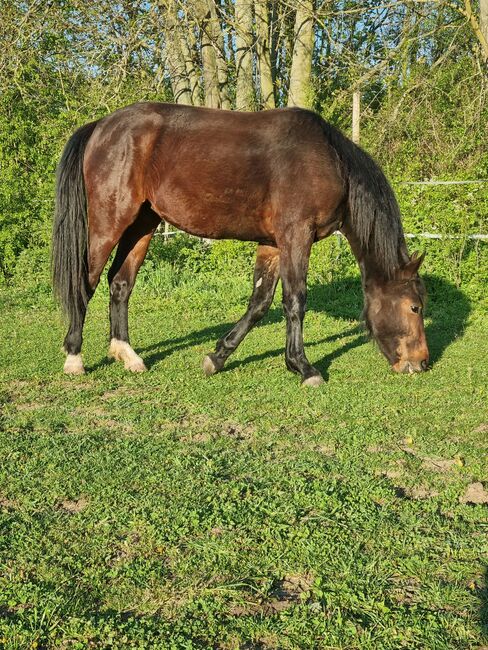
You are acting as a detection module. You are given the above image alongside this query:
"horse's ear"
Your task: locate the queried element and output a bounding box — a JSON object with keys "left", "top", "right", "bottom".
{"left": 397, "top": 251, "right": 425, "bottom": 280}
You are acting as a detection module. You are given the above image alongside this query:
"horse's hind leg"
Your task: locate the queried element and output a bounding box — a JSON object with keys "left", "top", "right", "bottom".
{"left": 107, "top": 205, "right": 160, "bottom": 371}
{"left": 63, "top": 238, "right": 115, "bottom": 374}
{"left": 203, "top": 244, "right": 280, "bottom": 375}
{"left": 63, "top": 203, "right": 145, "bottom": 375}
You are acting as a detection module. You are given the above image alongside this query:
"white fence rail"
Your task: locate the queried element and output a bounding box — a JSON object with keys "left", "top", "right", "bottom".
{"left": 154, "top": 178, "right": 488, "bottom": 242}
{"left": 155, "top": 230, "right": 488, "bottom": 241}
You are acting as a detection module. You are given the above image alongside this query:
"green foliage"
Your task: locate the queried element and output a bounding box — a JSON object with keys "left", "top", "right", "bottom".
{"left": 0, "top": 8, "right": 486, "bottom": 296}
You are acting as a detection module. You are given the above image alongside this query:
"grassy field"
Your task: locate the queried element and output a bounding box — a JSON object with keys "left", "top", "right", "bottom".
{"left": 0, "top": 266, "right": 487, "bottom": 650}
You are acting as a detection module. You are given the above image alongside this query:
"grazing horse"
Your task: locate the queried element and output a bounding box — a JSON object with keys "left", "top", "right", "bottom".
{"left": 52, "top": 103, "right": 429, "bottom": 385}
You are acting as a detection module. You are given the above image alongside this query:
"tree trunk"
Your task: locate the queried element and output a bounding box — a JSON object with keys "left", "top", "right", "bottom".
{"left": 235, "top": 0, "right": 254, "bottom": 110}
{"left": 464, "top": 0, "right": 488, "bottom": 61}
{"left": 207, "top": 0, "right": 232, "bottom": 109}
{"left": 163, "top": 2, "right": 192, "bottom": 105}
{"left": 481, "top": 0, "right": 488, "bottom": 59}
{"left": 255, "top": 0, "right": 275, "bottom": 108}
{"left": 194, "top": 0, "right": 221, "bottom": 108}
{"left": 179, "top": 20, "right": 203, "bottom": 106}
{"left": 288, "top": 0, "right": 314, "bottom": 108}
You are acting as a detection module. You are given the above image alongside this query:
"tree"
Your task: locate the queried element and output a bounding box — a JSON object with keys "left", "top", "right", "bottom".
{"left": 194, "top": 0, "right": 221, "bottom": 107}
{"left": 482, "top": 0, "right": 488, "bottom": 51}
{"left": 288, "top": 0, "right": 315, "bottom": 107}
{"left": 163, "top": 2, "right": 192, "bottom": 104}
{"left": 235, "top": 0, "right": 255, "bottom": 110}
{"left": 255, "top": 0, "right": 275, "bottom": 108}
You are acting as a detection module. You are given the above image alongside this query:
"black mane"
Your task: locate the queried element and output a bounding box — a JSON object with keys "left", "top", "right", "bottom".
{"left": 322, "top": 120, "right": 405, "bottom": 277}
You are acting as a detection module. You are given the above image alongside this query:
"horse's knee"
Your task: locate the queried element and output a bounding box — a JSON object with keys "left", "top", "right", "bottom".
{"left": 110, "top": 278, "right": 130, "bottom": 303}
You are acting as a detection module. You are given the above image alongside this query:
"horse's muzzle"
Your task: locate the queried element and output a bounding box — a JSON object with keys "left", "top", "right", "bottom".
{"left": 392, "top": 358, "right": 429, "bottom": 374}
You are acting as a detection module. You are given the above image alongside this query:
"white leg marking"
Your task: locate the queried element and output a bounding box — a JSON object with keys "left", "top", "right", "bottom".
{"left": 302, "top": 374, "right": 324, "bottom": 387}
{"left": 108, "top": 339, "right": 147, "bottom": 372}
{"left": 64, "top": 354, "right": 85, "bottom": 375}
{"left": 202, "top": 355, "right": 218, "bottom": 376}
{"left": 255, "top": 277, "right": 263, "bottom": 288}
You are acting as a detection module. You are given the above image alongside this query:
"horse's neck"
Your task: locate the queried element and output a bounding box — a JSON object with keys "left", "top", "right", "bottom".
{"left": 341, "top": 222, "right": 409, "bottom": 283}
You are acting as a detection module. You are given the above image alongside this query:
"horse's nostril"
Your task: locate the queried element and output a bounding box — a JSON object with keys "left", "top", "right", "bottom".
{"left": 421, "top": 359, "right": 428, "bottom": 371}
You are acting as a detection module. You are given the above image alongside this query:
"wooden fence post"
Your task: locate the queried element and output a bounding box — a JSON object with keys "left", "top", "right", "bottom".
{"left": 352, "top": 90, "right": 360, "bottom": 144}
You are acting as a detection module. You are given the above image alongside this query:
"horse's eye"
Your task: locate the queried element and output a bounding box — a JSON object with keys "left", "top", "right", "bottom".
{"left": 411, "top": 305, "right": 420, "bottom": 314}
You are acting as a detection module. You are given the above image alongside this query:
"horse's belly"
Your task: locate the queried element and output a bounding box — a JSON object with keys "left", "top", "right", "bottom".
{"left": 150, "top": 181, "right": 275, "bottom": 242}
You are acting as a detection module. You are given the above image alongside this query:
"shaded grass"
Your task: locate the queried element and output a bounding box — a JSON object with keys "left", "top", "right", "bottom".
{"left": 0, "top": 271, "right": 487, "bottom": 649}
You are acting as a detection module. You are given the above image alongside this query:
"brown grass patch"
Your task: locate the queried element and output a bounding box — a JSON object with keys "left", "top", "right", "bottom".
{"left": 57, "top": 497, "right": 89, "bottom": 514}
{"left": 459, "top": 482, "right": 488, "bottom": 505}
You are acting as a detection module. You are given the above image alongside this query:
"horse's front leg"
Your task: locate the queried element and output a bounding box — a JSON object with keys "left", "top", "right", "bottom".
{"left": 203, "top": 244, "right": 280, "bottom": 375}
{"left": 279, "top": 236, "right": 323, "bottom": 387}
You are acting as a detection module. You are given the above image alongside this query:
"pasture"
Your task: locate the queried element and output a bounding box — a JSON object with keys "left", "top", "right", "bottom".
{"left": 0, "top": 247, "right": 487, "bottom": 649}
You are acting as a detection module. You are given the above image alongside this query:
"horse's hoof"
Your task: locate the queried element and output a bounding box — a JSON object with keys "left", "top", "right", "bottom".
{"left": 124, "top": 358, "right": 147, "bottom": 373}
{"left": 64, "top": 354, "right": 85, "bottom": 375}
{"left": 302, "top": 374, "right": 324, "bottom": 387}
{"left": 109, "top": 339, "right": 146, "bottom": 372}
{"left": 202, "top": 355, "right": 220, "bottom": 376}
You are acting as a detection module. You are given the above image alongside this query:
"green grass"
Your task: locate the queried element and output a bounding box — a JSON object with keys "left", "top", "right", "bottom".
{"left": 0, "top": 269, "right": 487, "bottom": 649}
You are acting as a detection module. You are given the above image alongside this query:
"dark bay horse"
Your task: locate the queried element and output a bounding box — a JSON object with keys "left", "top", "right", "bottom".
{"left": 52, "top": 102, "right": 429, "bottom": 385}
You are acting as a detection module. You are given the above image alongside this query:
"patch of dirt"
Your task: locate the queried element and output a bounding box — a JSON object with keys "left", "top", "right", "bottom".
{"left": 377, "top": 459, "right": 406, "bottom": 481}
{"left": 268, "top": 573, "right": 313, "bottom": 606}
{"left": 421, "top": 457, "right": 462, "bottom": 472}
{"left": 399, "top": 444, "right": 418, "bottom": 456}
{"left": 110, "top": 537, "right": 139, "bottom": 564}
{"left": 72, "top": 405, "right": 134, "bottom": 432}
{"left": 394, "top": 485, "right": 439, "bottom": 500}
{"left": 229, "top": 574, "right": 313, "bottom": 618}
{"left": 459, "top": 482, "right": 488, "bottom": 505}
{"left": 389, "top": 576, "right": 420, "bottom": 605}
{"left": 210, "top": 527, "right": 224, "bottom": 536}
{"left": 474, "top": 423, "right": 488, "bottom": 433}
{"left": 367, "top": 444, "right": 390, "bottom": 453}
{"left": 0, "top": 495, "right": 17, "bottom": 510}
{"left": 177, "top": 415, "right": 255, "bottom": 443}
{"left": 383, "top": 468, "right": 403, "bottom": 480}
{"left": 15, "top": 401, "right": 46, "bottom": 412}
{"left": 57, "top": 497, "right": 88, "bottom": 514}
{"left": 174, "top": 413, "right": 214, "bottom": 442}
{"left": 314, "top": 443, "right": 336, "bottom": 457}
{"left": 100, "top": 387, "right": 139, "bottom": 401}
{"left": 224, "top": 422, "right": 255, "bottom": 440}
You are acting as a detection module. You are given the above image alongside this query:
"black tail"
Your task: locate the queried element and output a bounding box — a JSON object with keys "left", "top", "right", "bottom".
{"left": 323, "top": 121, "right": 404, "bottom": 278}
{"left": 52, "top": 121, "right": 98, "bottom": 327}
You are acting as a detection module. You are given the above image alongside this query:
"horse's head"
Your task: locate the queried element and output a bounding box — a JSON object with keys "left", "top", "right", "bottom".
{"left": 363, "top": 252, "right": 429, "bottom": 373}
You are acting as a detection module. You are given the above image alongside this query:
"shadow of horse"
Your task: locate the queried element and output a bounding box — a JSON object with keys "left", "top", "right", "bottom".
{"left": 481, "top": 566, "right": 488, "bottom": 638}
{"left": 90, "top": 274, "right": 471, "bottom": 375}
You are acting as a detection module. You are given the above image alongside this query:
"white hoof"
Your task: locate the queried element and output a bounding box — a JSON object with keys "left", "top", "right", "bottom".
{"left": 125, "top": 357, "right": 147, "bottom": 373}
{"left": 108, "top": 339, "right": 147, "bottom": 373}
{"left": 302, "top": 374, "right": 324, "bottom": 387}
{"left": 202, "top": 355, "right": 218, "bottom": 376}
{"left": 64, "top": 354, "right": 85, "bottom": 375}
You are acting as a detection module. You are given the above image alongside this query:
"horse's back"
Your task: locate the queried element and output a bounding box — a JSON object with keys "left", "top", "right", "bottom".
{"left": 83, "top": 103, "right": 345, "bottom": 243}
